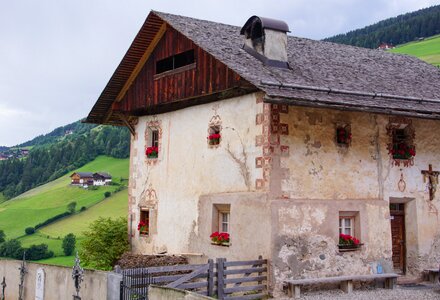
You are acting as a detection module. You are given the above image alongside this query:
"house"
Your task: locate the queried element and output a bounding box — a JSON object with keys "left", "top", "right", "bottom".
{"left": 70, "top": 172, "right": 94, "bottom": 186}
{"left": 70, "top": 172, "right": 112, "bottom": 186}
{"left": 93, "top": 172, "right": 112, "bottom": 186}
{"left": 85, "top": 11, "right": 440, "bottom": 295}
{"left": 377, "top": 42, "right": 395, "bottom": 50}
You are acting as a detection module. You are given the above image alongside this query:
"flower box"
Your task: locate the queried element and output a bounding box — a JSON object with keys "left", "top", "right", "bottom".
{"left": 210, "top": 231, "right": 230, "bottom": 246}
{"left": 208, "top": 133, "right": 221, "bottom": 146}
{"left": 338, "top": 233, "right": 361, "bottom": 251}
{"left": 146, "top": 146, "right": 158, "bottom": 159}
{"left": 338, "top": 244, "right": 363, "bottom": 251}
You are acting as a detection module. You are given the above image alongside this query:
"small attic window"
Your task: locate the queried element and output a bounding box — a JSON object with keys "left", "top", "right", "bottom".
{"left": 156, "top": 50, "right": 195, "bottom": 75}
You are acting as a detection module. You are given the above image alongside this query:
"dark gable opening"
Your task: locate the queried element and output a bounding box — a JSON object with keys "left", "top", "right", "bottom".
{"left": 156, "top": 49, "right": 195, "bottom": 75}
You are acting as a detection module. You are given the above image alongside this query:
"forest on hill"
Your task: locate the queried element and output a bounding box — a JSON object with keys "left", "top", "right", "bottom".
{"left": 324, "top": 5, "right": 440, "bottom": 48}
{"left": 0, "top": 121, "right": 130, "bottom": 199}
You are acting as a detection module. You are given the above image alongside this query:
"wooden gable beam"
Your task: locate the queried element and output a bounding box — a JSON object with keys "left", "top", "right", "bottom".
{"left": 115, "top": 22, "right": 167, "bottom": 102}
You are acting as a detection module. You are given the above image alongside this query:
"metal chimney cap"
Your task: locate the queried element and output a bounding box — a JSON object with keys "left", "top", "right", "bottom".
{"left": 240, "top": 16, "right": 290, "bottom": 36}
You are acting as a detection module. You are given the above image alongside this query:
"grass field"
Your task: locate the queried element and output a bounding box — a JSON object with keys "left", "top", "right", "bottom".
{"left": 36, "top": 255, "right": 75, "bottom": 267}
{"left": 40, "top": 189, "right": 127, "bottom": 237}
{"left": 390, "top": 35, "right": 440, "bottom": 67}
{"left": 0, "top": 156, "right": 128, "bottom": 239}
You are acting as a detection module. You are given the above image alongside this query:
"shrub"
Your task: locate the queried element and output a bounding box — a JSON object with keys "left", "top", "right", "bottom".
{"left": 80, "top": 217, "right": 129, "bottom": 270}
{"left": 25, "top": 227, "right": 35, "bottom": 235}
{"left": 34, "top": 211, "right": 72, "bottom": 229}
{"left": 62, "top": 233, "right": 76, "bottom": 256}
{"left": 80, "top": 206, "right": 87, "bottom": 212}
{"left": 0, "top": 230, "right": 5, "bottom": 244}
{"left": 0, "top": 239, "right": 24, "bottom": 259}
{"left": 26, "top": 244, "right": 54, "bottom": 260}
{"left": 67, "top": 201, "right": 77, "bottom": 213}
{"left": 104, "top": 191, "right": 111, "bottom": 198}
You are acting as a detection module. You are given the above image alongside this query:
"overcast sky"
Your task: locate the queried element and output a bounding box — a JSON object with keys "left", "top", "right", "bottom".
{"left": 1, "top": 0, "right": 439, "bottom": 146}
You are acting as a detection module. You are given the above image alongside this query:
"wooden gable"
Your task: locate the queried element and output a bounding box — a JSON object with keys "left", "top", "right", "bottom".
{"left": 113, "top": 26, "right": 255, "bottom": 116}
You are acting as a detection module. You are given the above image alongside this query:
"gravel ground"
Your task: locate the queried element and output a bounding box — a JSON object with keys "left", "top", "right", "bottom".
{"left": 278, "top": 283, "right": 440, "bottom": 299}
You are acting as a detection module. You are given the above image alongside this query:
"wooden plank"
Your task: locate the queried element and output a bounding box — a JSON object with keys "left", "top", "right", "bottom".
{"left": 224, "top": 267, "right": 267, "bottom": 276}
{"left": 285, "top": 273, "right": 399, "bottom": 285}
{"left": 207, "top": 259, "right": 214, "bottom": 297}
{"left": 178, "top": 281, "right": 208, "bottom": 290}
{"left": 116, "top": 23, "right": 167, "bottom": 102}
{"left": 122, "top": 264, "right": 207, "bottom": 275}
{"left": 166, "top": 265, "right": 209, "bottom": 288}
{"left": 225, "top": 293, "right": 266, "bottom": 300}
{"left": 223, "top": 284, "right": 265, "bottom": 294}
{"left": 217, "top": 258, "right": 226, "bottom": 300}
{"left": 224, "top": 260, "right": 267, "bottom": 267}
{"left": 224, "top": 276, "right": 266, "bottom": 285}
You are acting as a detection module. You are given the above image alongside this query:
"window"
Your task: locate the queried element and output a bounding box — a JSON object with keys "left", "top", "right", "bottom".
{"left": 212, "top": 204, "right": 230, "bottom": 233}
{"left": 146, "top": 128, "right": 159, "bottom": 159}
{"left": 336, "top": 124, "right": 351, "bottom": 146}
{"left": 219, "top": 211, "right": 230, "bottom": 233}
{"left": 339, "top": 217, "right": 354, "bottom": 236}
{"left": 211, "top": 204, "right": 231, "bottom": 246}
{"left": 151, "top": 130, "right": 159, "bottom": 148}
{"left": 390, "top": 128, "right": 415, "bottom": 160}
{"left": 339, "top": 211, "right": 360, "bottom": 238}
{"left": 156, "top": 50, "right": 195, "bottom": 75}
{"left": 207, "top": 125, "right": 221, "bottom": 146}
{"left": 139, "top": 209, "right": 150, "bottom": 236}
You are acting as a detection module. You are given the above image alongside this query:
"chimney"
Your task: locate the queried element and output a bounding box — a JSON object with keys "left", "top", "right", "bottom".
{"left": 240, "top": 16, "right": 290, "bottom": 68}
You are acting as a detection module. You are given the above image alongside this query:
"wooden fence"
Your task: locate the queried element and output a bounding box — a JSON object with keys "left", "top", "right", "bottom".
{"left": 118, "top": 257, "right": 268, "bottom": 300}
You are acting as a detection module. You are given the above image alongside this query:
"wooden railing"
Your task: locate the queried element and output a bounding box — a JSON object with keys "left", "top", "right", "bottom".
{"left": 118, "top": 257, "right": 268, "bottom": 300}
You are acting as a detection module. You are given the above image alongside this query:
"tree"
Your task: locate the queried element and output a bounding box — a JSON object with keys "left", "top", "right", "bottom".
{"left": 62, "top": 233, "right": 76, "bottom": 256}
{"left": 79, "top": 217, "right": 129, "bottom": 270}
{"left": 0, "top": 230, "right": 4, "bottom": 244}
{"left": 26, "top": 244, "right": 54, "bottom": 260}
{"left": 0, "top": 239, "right": 24, "bottom": 259}
{"left": 67, "top": 201, "right": 77, "bottom": 213}
{"left": 25, "top": 227, "right": 35, "bottom": 235}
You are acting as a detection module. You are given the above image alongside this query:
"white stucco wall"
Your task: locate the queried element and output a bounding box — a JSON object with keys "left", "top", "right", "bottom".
{"left": 129, "top": 93, "right": 264, "bottom": 256}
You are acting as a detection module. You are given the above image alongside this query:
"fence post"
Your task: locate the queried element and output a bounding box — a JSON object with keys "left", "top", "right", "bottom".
{"left": 217, "top": 258, "right": 225, "bottom": 300}
{"left": 258, "top": 255, "right": 263, "bottom": 286}
{"left": 207, "top": 259, "right": 214, "bottom": 297}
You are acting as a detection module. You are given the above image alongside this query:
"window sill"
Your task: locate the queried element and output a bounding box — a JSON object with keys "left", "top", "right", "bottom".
{"left": 211, "top": 242, "right": 230, "bottom": 247}
{"left": 154, "top": 63, "right": 196, "bottom": 80}
{"left": 338, "top": 244, "right": 363, "bottom": 252}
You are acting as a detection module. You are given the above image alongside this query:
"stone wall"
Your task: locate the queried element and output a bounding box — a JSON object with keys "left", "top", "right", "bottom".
{"left": 269, "top": 105, "right": 440, "bottom": 290}
{"left": 0, "top": 259, "right": 108, "bottom": 300}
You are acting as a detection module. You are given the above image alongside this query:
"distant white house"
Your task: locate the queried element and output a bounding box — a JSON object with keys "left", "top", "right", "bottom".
{"left": 70, "top": 172, "right": 112, "bottom": 186}
{"left": 93, "top": 172, "right": 113, "bottom": 186}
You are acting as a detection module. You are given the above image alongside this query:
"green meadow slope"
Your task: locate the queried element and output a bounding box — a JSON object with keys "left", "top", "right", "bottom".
{"left": 390, "top": 35, "right": 440, "bottom": 67}
{"left": 0, "top": 156, "right": 128, "bottom": 239}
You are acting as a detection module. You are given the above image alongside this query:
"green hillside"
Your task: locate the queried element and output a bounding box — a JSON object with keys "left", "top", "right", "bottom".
{"left": 19, "top": 189, "right": 127, "bottom": 260}
{"left": 324, "top": 5, "right": 440, "bottom": 48}
{"left": 0, "top": 156, "right": 128, "bottom": 239}
{"left": 390, "top": 35, "right": 440, "bottom": 67}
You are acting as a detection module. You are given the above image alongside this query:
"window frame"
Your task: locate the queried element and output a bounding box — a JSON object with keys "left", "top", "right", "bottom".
{"left": 339, "top": 216, "right": 354, "bottom": 236}
{"left": 219, "top": 211, "right": 230, "bottom": 233}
